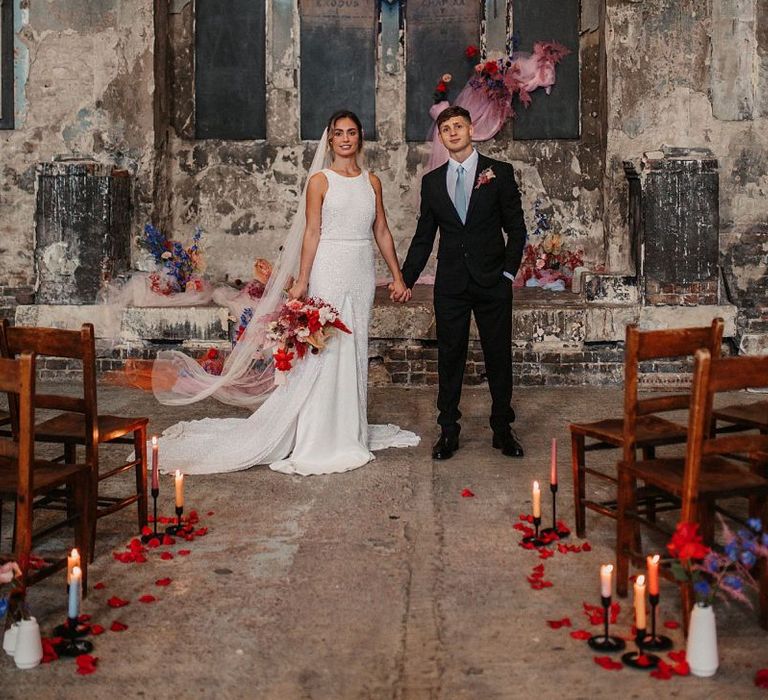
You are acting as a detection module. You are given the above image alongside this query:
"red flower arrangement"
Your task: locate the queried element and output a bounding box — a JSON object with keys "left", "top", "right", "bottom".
{"left": 266, "top": 297, "right": 351, "bottom": 380}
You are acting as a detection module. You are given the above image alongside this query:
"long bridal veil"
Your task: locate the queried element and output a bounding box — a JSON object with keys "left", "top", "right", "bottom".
{"left": 151, "top": 131, "right": 336, "bottom": 408}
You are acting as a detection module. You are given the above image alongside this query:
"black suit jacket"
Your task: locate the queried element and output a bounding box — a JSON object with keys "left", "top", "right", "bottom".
{"left": 401, "top": 153, "right": 527, "bottom": 294}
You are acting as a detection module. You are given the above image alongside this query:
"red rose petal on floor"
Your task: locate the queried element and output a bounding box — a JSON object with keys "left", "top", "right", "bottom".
{"left": 41, "top": 638, "right": 59, "bottom": 663}
{"left": 518, "top": 514, "right": 534, "bottom": 523}
{"left": 667, "top": 650, "right": 686, "bottom": 663}
{"left": 557, "top": 544, "right": 569, "bottom": 554}
{"left": 513, "top": 523, "right": 528, "bottom": 532}
{"left": 162, "top": 534, "right": 176, "bottom": 545}
{"left": 581, "top": 542, "right": 592, "bottom": 552}
{"left": 141, "top": 525, "right": 152, "bottom": 537}
{"left": 76, "top": 654, "right": 98, "bottom": 668}
{"left": 134, "top": 554, "right": 147, "bottom": 564}
{"left": 538, "top": 549, "right": 554, "bottom": 559}
{"left": 110, "top": 620, "right": 128, "bottom": 632}
{"left": 146, "top": 537, "right": 160, "bottom": 549}
{"left": 139, "top": 594, "right": 156, "bottom": 604}
{"left": 148, "top": 515, "right": 155, "bottom": 523}
{"left": 532, "top": 564, "right": 545, "bottom": 573}
{"left": 570, "top": 630, "right": 592, "bottom": 640}
{"left": 155, "top": 577, "right": 172, "bottom": 587}
{"left": 547, "top": 617, "right": 572, "bottom": 629}
{"left": 159, "top": 516, "right": 170, "bottom": 524}
{"left": 178, "top": 549, "right": 191, "bottom": 556}
{"left": 594, "top": 656, "right": 623, "bottom": 671}
{"left": 672, "top": 661, "right": 690, "bottom": 676}
{"left": 90, "top": 624, "right": 105, "bottom": 635}
{"left": 188, "top": 510, "right": 200, "bottom": 523}
{"left": 541, "top": 580, "right": 553, "bottom": 588}
{"left": 650, "top": 662, "right": 673, "bottom": 680}
{"left": 184, "top": 534, "right": 195, "bottom": 542}
{"left": 663, "top": 620, "right": 680, "bottom": 630}
{"left": 93, "top": 582, "right": 106, "bottom": 590}
{"left": 206, "top": 510, "right": 214, "bottom": 516}
{"left": 160, "top": 551, "right": 174, "bottom": 560}
{"left": 78, "top": 614, "right": 91, "bottom": 622}
{"left": 107, "top": 596, "right": 130, "bottom": 608}
{"left": 754, "top": 669, "right": 768, "bottom": 689}
{"left": 194, "top": 527, "right": 208, "bottom": 536}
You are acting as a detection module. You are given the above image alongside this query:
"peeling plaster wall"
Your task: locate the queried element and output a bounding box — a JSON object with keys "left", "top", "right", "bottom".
{"left": 164, "top": 1, "right": 606, "bottom": 284}
{"left": 605, "top": 0, "right": 768, "bottom": 319}
{"left": 0, "top": 0, "right": 156, "bottom": 289}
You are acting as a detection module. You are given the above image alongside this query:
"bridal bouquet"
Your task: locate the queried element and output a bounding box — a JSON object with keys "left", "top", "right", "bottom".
{"left": 266, "top": 298, "right": 351, "bottom": 381}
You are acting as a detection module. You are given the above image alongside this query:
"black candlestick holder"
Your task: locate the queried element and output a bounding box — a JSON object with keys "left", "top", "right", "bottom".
{"left": 165, "top": 505, "right": 184, "bottom": 536}
{"left": 622, "top": 627, "right": 660, "bottom": 670}
{"left": 141, "top": 487, "right": 161, "bottom": 543}
{"left": 588, "top": 595, "right": 626, "bottom": 652}
{"left": 53, "top": 616, "right": 94, "bottom": 657}
{"left": 642, "top": 593, "right": 673, "bottom": 651}
{"left": 540, "top": 483, "right": 571, "bottom": 539}
{"left": 522, "top": 516, "right": 544, "bottom": 547}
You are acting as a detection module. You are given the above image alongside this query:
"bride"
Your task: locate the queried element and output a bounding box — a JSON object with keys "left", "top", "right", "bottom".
{"left": 151, "top": 111, "right": 419, "bottom": 475}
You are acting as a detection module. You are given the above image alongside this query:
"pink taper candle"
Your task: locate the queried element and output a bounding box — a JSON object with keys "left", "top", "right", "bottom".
{"left": 151, "top": 436, "right": 159, "bottom": 491}
{"left": 550, "top": 437, "right": 558, "bottom": 486}
{"left": 647, "top": 554, "right": 660, "bottom": 596}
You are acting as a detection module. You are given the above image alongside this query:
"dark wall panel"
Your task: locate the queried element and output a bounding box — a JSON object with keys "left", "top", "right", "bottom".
{"left": 512, "top": 0, "right": 580, "bottom": 140}
{"left": 300, "top": 0, "right": 376, "bottom": 141}
{"left": 195, "top": 0, "right": 266, "bottom": 140}
{"left": 406, "top": 0, "right": 481, "bottom": 142}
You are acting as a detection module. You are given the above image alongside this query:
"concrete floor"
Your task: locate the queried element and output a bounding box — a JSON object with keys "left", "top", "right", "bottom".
{"left": 1, "top": 382, "right": 767, "bottom": 699}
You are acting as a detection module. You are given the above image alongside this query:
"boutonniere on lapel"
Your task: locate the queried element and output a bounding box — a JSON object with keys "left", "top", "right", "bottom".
{"left": 475, "top": 167, "right": 496, "bottom": 190}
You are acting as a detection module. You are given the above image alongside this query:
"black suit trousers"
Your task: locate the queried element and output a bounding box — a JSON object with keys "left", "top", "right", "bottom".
{"left": 434, "top": 276, "right": 514, "bottom": 435}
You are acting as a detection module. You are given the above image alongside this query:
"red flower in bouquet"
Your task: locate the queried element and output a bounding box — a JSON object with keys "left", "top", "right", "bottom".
{"left": 667, "top": 522, "right": 710, "bottom": 561}
{"left": 273, "top": 348, "right": 295, "bottom": 372}
{"left": 465, "top": 45, "right": 479, "bottom": 59}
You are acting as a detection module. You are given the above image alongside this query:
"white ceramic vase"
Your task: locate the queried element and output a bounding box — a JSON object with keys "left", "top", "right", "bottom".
{"left": 686, "top": 603, "right": 719, "bottom": 677}
{"left": 13, "top": 617, "right": 43, "bottom": 670}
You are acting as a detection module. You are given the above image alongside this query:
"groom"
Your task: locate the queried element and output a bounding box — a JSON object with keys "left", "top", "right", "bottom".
{"left": 397, "top": 106, "right": 527, "bottom": 460}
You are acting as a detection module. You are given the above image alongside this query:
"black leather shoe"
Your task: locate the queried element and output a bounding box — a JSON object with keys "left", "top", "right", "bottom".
{"left": 492, "top": 430, "right": 524, "bottom": 458}
{"left": 432, "top": 432, "right": 459, "bottom": 460}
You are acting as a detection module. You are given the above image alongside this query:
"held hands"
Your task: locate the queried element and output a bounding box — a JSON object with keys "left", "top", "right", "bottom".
{"left": 388, "top": 279, "right": 411, "bottom": 303}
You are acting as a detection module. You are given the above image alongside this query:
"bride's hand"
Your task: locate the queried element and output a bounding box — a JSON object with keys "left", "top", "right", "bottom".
{"left": 389, "top": 279, "right": 411, "bottom": 303}
{"left": 287, "top": 280, "right": 307, "bottom": 300}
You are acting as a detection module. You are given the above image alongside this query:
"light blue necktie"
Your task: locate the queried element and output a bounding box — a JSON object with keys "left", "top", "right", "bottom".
{"left": 454, "top": 165, "right": 467, "bottom": 224}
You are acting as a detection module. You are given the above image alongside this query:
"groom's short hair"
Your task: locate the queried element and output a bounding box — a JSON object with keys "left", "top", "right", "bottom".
{"left": 436, "top": 106, "right": 472, "bottom": 129}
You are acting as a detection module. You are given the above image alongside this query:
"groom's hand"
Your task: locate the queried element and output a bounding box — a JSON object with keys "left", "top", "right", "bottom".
{"left": 388, "top": 281, "right": 411, "bottom": 303}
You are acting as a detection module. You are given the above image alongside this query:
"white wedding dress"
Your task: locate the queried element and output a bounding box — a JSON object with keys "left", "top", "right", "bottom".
{"left": 155, "top": 170, "right": 419, "bottom": 476}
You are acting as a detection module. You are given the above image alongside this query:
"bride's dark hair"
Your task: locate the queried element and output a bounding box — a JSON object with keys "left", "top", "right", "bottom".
{"left": 327, "top": 110, "right": 364, "bottom": 153}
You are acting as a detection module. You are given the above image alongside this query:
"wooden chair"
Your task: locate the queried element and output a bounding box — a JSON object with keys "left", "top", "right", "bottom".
{"left": 0, "top": 321, "right": 149, "bottom": 561}
{"left": 0, "top": 353, "right": 91, "bottom": 590}
{"left": 570, "top": 319, "right": 724, "bottom": 537}
{"left": 616, "top": 349, "right": 768, "bottom": 629}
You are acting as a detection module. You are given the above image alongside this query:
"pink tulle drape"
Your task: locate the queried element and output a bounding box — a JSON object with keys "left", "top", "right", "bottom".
{"left": 425, "top": 42, "right": 570, "bottom": 172}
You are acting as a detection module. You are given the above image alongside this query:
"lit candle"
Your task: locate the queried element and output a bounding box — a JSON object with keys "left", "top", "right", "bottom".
{"left": 600, "top": 564, "right": 613, "bottom": 598}
{"left": 151, "top": 436, "right": 159, "bottom": 492}
{"left": 647, "top": 554, "right": 660, "bottom": 596}
{"left": 634, "top": 574, "right": 647, "bottom": 630}
{"left": 174, "top": 470, "right": 184, "bottom": 508}
{"left": 68, "top": 566, "right": 82, "bottom": 620}
{"left": 532, "top": 481, "right": 541, "bottom": 519}
{"left": 550, "top": 437, "right": 558, "bottom": 486}
{"left": 67, "top": 548, "right": 80, "bottom": 585}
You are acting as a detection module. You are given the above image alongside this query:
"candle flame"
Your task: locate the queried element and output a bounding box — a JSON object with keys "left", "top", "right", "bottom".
{"left": 601, "top": 564, "right": 613, "bottom": 574}
{"left": 152, "top": 435, "right": 158, "bottom": 446}
{"left": 650, "top": 554, "right": 660, "bottom": 565}
{"left": 637, "top": 574, "right": 645, "bottom": 586}
{"left": 175, "top": 470, "right": 182, "bottom": 478}
{"left": 533, "top": 480, "right": 540, "bottom": 490}
{"left": 70, "top": 548, "right": 79, "bottom": 558}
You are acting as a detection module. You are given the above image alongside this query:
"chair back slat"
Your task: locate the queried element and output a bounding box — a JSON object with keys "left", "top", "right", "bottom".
{"left": 702, "top": 433, "right": 768, "bottom": 457}
{"left": 707, "top": 355, "right": 768, "bottom": 394}
{"left": 36, "top": 393, "right": 87, "bottom": 414}
{"left": 637, "top": 394, "right": 690, "bottom": 416}
{"left": 635, "top": 320, "right": 724, "bottom": 361}
{"left": 3, "top": 324, "right": 89, "bottom": 359}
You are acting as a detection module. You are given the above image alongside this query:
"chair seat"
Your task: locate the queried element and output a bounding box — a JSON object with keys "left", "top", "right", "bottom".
{"left": 623, "top": 455, "right": 768, "bottom": 498}
{"left": 713, "top": 401, "right": 768, "bottom": 431}
{"left": 571, "top": 415, "right": 687, "bottom": 445}
{"left": 0, "top": 456, "right": 88, "bottom": 494}
{"left": 35, "top": 412, "right": 149, "bottom": 443}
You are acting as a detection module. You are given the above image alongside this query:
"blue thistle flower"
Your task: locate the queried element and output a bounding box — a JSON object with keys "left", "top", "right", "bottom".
{"left": 694, "top": 580, "right": 711, "bottom": 597}
{"left": 747, "top": 518, "right": 763, "bottom": 533}
{"left": 723, "top": 575, "right": 743, "bottom": 591}
{"left": 740, "top": 550, "right": 757, "bottom": 568}
{"left": 724, "top": 542, "right": 739, "bottom": 562}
